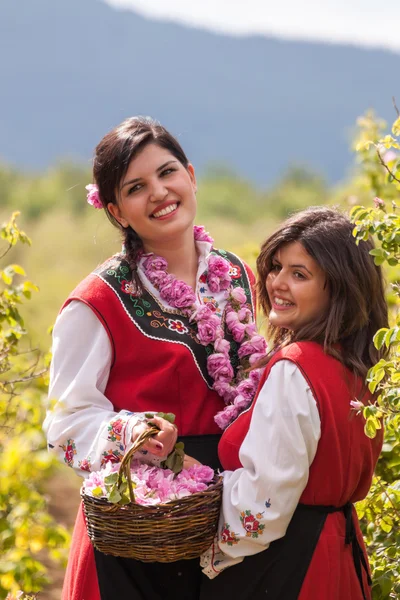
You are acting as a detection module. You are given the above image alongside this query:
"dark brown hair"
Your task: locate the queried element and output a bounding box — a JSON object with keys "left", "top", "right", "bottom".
{"left": 92, "top": 116, "right": 190, "bottom": 286}
{"left": 256, "top": 206, "right": 389, "bottom": 378}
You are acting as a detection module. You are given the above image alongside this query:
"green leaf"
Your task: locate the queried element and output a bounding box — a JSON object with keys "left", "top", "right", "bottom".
{"left": 156, "top": 412, "right": 176, "bottom": 424}
{"left": 365, "top": 417, "right": 377, "bottom": 439}
{"left": 355, "top": 141, "right": 374, "bottom": 151}
{"left": 104, "top": 472, "right": 119, "bottom": 485}
{"left": 108, "top": 488, "right": 122, "bottom": 504}
{"left": 379, "top": 517, "right": 393, "bottom": 533}
{"left": 392, "top": 116, "right": 400, "bottom": 136}
{"left": 373, "top": 328, "right": 389, "bottom": 350}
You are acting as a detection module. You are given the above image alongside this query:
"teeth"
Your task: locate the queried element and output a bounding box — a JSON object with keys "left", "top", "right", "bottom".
{"left": 152, "top": 203, "right": 178, "bottom": 218}
{"left": 274, "top": 297, "right": 293, "bottom": 306}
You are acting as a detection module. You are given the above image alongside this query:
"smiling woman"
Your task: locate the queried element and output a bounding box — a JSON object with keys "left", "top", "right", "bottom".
{"left": 42, "top": 116, "right": 261, "bottom": 600}
{"left": 266, "top": 241, "right": 330, "bottom": 331}
{"left": 200, "top": 206, "right": 389, "bottom": 600}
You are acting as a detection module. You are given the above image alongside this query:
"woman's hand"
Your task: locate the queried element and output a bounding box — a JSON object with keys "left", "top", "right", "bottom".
{"left": 131, "top": 416, "right": 178, "bottom": 457}
{"left": 183, "top": 454, "right": 201, "bottom": 469}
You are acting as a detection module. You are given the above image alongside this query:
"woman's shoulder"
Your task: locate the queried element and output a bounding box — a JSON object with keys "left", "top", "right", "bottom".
{"left": 269, "top": 341, "right": 330, "bottom": 368}
{"left": 63, "top": 254, "right": 129, "bottom": 306}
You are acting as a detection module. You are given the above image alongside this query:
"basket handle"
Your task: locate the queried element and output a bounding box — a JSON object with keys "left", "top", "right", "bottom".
{"left": 117, "top": 425, "right": 160, "bottom": 503}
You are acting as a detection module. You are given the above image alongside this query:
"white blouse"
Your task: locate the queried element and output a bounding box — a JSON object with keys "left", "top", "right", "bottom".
{"left": 201, "top": 360, "right": 321, "bottom": 578}
{"left": 43, "top": 240, "right": 231, "bottom": 476}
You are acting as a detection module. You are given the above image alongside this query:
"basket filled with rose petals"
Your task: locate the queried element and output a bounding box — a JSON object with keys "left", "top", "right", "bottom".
{"left": 81, "top": 418, "right": 222, "bottom": 562}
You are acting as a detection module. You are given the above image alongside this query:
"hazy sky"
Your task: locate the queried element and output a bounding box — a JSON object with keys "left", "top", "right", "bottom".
{"left": 105, "top": 0, "right": 400, "bottom": 52}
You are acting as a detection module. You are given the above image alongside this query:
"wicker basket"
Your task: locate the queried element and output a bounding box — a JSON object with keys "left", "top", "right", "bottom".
{"left": 81, "top": 427, "right": 222, "bottom": 562}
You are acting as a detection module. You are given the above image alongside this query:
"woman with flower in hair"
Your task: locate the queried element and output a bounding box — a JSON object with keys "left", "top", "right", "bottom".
{"left": 200, "top": 207, "right": 387, "bottom": 600}
{"left": 43, "top": 116, "right": 265, "bottom": 600}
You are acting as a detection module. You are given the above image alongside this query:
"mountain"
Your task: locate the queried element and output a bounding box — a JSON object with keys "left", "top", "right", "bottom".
{"left": 0, "top": 0, "right": 399, "bottom": 184}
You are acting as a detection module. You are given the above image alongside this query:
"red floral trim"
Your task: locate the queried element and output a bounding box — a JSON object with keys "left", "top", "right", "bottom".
{"left": 107, "top": 417, "right": 124, "bottom": 442}
{"left": 240, "top": 510, "right": 265, "bottom": 538}
{"left": 220, "top": 523, "right": 240, "bottom": 546}
{"left": 228, "top": 264, "right": 242, "bottom": 279}
{"left": 120, "top": 279, "right": 138, "bottom": 295}
{"left": 78, "top": 458, "right": 92, "bottom": 472}
{"left": 60, "top": 438, "right": 77, "bottom": 467}
{"left": 167, "top": 319, "right": 189, "bottom": 335}
{"left": 101, "top": 448, "right": 123, "bottom": 466}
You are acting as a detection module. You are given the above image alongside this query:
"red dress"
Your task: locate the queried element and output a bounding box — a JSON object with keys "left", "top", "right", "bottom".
{"left": 58, "top": 251, "right": 255, "bottom": 600}
{"left": 217, "top": 342, "right": 382, "bottom": 600}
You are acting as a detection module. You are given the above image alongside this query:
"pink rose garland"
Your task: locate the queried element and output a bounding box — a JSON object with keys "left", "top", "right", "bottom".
{"left": 143, "top": 226, "right": 267, "bottom": 430}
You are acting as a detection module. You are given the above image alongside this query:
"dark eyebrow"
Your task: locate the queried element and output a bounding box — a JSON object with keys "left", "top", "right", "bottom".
{"left": 271, "top": 257, "right": 313, "bottom": 276}
{"left": 290, "top": 263, "right": 313, "bottom": 275}
{"left": 121, "top": 160, "right": 178, "bottom": 189}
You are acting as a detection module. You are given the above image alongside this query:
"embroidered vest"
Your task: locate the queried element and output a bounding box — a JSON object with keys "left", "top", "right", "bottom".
{"left": 63, "top": 249, "right": 255, "bottom": 437}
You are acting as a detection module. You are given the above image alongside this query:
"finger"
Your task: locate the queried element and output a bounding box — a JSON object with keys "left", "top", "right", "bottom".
{"left": 141, "top": 438, "right": 164, "bottom": 454}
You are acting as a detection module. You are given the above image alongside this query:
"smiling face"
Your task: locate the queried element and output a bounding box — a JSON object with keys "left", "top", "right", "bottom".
{"left": 266, "top": 241, "right": 330, "bottom": 332}
{"left": 107, "top": 142, "right": 197, "bottom": 250}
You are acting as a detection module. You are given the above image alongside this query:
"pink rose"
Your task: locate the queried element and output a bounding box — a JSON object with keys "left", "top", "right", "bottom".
{"left": 213, "top": 380, "right": 237, "bottom": 403}
{"left": 207, "top": 353, "right": 234, "bottom": 380}
{"left": 143, "top": 255, "right": 168, "bottom": 273}
{"left": 197, "top": 314, "right": 221, "bottom": 345}
{"left": 249, "top": 368, "right": 263, "bottom": 385}
{"left": 236, "top": 378, "right": 256, "bottom": 400}
{"left": 194, "top": 225, "right": 214, "bottom": 244}
{"left": 237, "top": 307, "right": 252, "bottom": 322}
{"left": 159, "top": 277, "right": 196, "bottom": 308}
{"left": 226, "top": 311, "right": 239, "bottom": 327}
{"left": 85, "top": 184, "right": 103, "bottom": 209}
{"left": 208, "top": 273, "right": 231, "bottom": 293}
{"left": 230, "top": 287, "right": 247, "bottom": 305}
{"left": 208, "top": 255, "right": 230, "bottom": 278}
{"left": 214, "top": 404, "right": 239, "bottom": 430}
{"left": 190, "top": 304, "right": 213, "bottom": 323}
{"left": 373, "top": 197, "right": 385, "bottom": 209}
{"left": 229, "top": 321, "right": 247, "bottom": 343}
{"left": 245, "top": 322, "right": 257, "bottom": 337}
{"left": 350, "top": 399, "right": 364, "bottom": 411}
{"left": 148, "top": 269, "right": 169, "bottom": 287}
{"left": 238, "top": 335, "right": 267, "bottom": 358}
{"left": 214, "top": 336, "right": 231, "bottom": 353}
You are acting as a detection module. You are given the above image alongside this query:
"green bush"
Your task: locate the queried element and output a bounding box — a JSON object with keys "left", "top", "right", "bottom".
{"left": 0, "top": 213, "right": 69, "bottom": 599}
{"left": 350, "top": 108, "right": 400, "bottom": 599}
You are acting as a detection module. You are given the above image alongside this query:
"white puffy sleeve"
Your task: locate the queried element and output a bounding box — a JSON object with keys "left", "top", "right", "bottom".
{"left": 201, "top": 360, "right": 321, "bottom": 578}
{"left": 43, "top": 301, "right": 158, "bottom": 478}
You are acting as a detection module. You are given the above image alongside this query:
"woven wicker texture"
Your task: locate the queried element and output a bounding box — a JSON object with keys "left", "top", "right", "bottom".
{"left": 81, "top": 427, "right": 222, "bottom": 562}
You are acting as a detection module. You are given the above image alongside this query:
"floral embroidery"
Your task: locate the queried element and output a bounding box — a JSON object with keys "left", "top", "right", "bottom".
{"left": 120, "top": 279, "right": 137, "bottom": 295}
{"left": 107, "top": 417, "right": 124, "bottom": 442}
{"left": 78, "top": 458, "right": 92, "bottom": 472}
{"left": 265, "top": 498, "right": 271, "bottom": 508}
{"left": 199, "top": 286, "right": 206, "bottom": 293}
{"left": 60, "top": 438, "right": 77, "bottom": 467}
{"left": 101, "top": 448, "right": 123, "bottom": 466}
{"left": 199, "top": 273, "right": 208, "bottom": 284}
{"left": 167, "top": 319, "right": 189, "bottom": 334}
{"left": 229, "top": 264, "right": 242, "bottom": 279}
{"left": 220, "top": 523, "right": 240, "bottom": 546}
{"left": 240, "top": 510, "right": 265, "bottom": 538}
{"left": 202, "top": 296, "right": 218, "bottom": 312}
